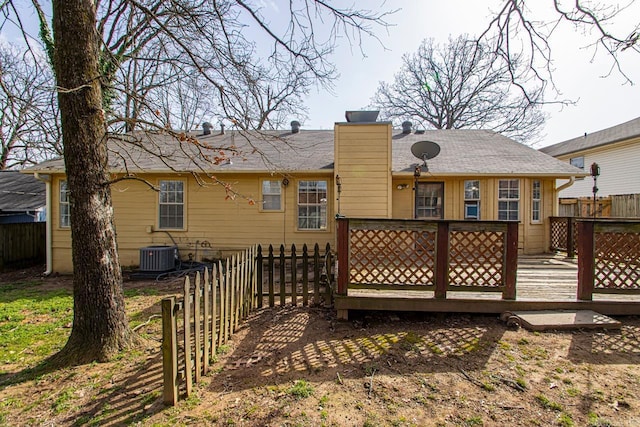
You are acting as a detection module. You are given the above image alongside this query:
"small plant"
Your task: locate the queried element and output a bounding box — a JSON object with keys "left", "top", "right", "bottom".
{"left": 535, "top": 394, "right": 563, "bottom": 411}
{"left": 516, "top": 377, "right": 527, "bottom": 389}
{"left": 587, "top": 412, "right": 613, "bottom": 427}
{"left": 319, "top": 394, "right": 329, "bottom": 406}
{"left": 465, "top": 416, "right": 483, "bottom": 426}
{"left": 497, "top": 340, "right": 512, "bottom": 351}
{"left": 51, "top": 388, "right": 75, "bottom": 414}
{"left": 557, "top": 412, "right": 574, "bottom": 427}
{"left": 287, "top": 380, "right": 314, "bottom": 398}
{"left": 481, "top": 381, "right": 495, "bottom": 392}
{"left": 566, "top": 387, "right": 580, "bottom": 397}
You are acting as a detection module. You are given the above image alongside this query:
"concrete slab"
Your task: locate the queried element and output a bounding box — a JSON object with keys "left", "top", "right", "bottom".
{"left": 500, "top": 310, "right": 622, "bottom": 331}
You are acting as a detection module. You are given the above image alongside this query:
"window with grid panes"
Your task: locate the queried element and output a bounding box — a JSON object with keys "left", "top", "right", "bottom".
{"left": 159, "top": 180, "right": 184, "bottom": 229}
{"left": 297, "top": 180, "right": 327, "bottom": 230}
{"left": 498, "top": 179, "right": 519, "bottom": 221}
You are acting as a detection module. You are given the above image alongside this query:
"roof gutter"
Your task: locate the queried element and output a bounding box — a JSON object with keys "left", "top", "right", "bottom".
{"left": 33, "top": 173, "right": 52, "bottom": 276}
{"left": 556, "top": 176, "right": 576, "bottom": 192}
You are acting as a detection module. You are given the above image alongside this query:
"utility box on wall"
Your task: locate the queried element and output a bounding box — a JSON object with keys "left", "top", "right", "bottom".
{"left": 139, "top": 246, "right": 177, "bottom": 272}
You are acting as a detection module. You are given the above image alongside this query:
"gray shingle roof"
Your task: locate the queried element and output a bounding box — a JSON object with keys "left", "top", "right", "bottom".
{"left": 0, "top": 171, "right": 46, "bottom": 211}
{"left": 29, "top": 129, "right": 335, "bottom": 173}
{"left": 540, "top": 116, "right": 640, "bottom": 157}
{"left": 28, "top": 127, "right": 584, "bottom": 177}
{"left": 392, "top": 129, "right": 583, "bottom": 176}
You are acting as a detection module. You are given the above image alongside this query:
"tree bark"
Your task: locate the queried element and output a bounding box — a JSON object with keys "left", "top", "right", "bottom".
{"left": 52, "top": 0, "right": 134, "bottom": 363}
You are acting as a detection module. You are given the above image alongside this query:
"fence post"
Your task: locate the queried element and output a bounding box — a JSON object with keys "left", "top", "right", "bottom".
{"left": 336, "top": 217, "right": 349, "bottom": 295}
{"left": 434, "top": 222, "right": 449, "bottom": 299}
{"left": 183, "top": 277, "right": 193, "bottom": 397}
{"left": 577, "top": 221, "right": 595, "bottom": 301}
{"left": 503, "top": 222, "right": 518, "bottom": 300}
{"left": 291, "top": 244, "right": 297, "bottom": 306}
{"left": 302, "top": 244, "right": 309, "bottom": 306}
{"left": 203, "top": 268, "right": 210, "bottom": 373}
{"left": 279, "top": 245, "right": 286, "bottom": 306}
{"left": 268, "top": 245, "right": 275, "bottom": 307}
{"left": 567, "top": 217, "right": 575, "bottom": 258}
{"left": 256, "top": 246, "right": 263, "bottom": 308}
{"left": 194, "top": 273, "right": 202, "bottom": 383}
{"left": 162, "top": 297, "right": 178, "bottom": 406}
{"left": 325, "top": 243, "right": 333, "bottom": 304}
{"left": 313, "top": 244, "right": 321, "bottom": 304}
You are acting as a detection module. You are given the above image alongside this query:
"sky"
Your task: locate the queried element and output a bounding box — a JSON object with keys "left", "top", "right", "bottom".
{"left": 2, "top": 1, "right": 639, "bottom": 149}
{"left": 300, "top": 0, "right": 640, "bottom": 148}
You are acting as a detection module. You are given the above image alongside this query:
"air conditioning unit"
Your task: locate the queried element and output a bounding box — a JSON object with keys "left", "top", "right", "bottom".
{"left": 139, "top": 246, "right": 177, "bottom": 272}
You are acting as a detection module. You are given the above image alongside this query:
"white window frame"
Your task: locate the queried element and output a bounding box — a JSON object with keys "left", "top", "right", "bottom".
{"left": 59, "top": 180, "right": 70, "bottom": 228}
{"left": 260, "top": 179, "right": 283, "bottom": 211}
{"left": 464, "top": 180, "right": 480, "bottom": 220}
{"left": 531, "top": 180, "right": 542, "bottom": 223}
{"left": 570, "top": 156, "right": 584, "bottom": 169}
{"left": 158, "top": 180, "right": 185, "bottom": 230}
{"left": 297, "top": 180, "right": 328, "bottom": 231}
{"left": 498, "top": 179, "right": 519, "bottom": 221}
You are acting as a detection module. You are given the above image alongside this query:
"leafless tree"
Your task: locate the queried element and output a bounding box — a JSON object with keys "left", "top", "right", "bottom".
{"left": 0, "top": 43, "right": 62, "bottom": 169}
{"left": 479, "top": 0, "right": 640, "bottom": 96}
{"left": 1, "top": 0, "right": 393, "bottom": 364}
{"left": 372, "top": 36, "right": 547, "bottom": 143}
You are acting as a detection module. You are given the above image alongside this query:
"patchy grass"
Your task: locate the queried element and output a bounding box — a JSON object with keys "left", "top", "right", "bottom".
{"left": 2, "top": 270, "right": 640, "bottom": 427}
{"left": 286, "top": 380, "right": 314, "bottom": 398}
{"left": 0, "top": 281, "right": 72, "bottom": 368}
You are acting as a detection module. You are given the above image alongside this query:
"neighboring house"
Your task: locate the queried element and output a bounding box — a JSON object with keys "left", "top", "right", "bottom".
{"left": 26, "top": 113, "right": 585, "bottom": 273}
{"left": 539, "top": 116, "right": 640, "bottom": 198}
{"left": 0, "top": 171, "right": 46, "bottom": 224}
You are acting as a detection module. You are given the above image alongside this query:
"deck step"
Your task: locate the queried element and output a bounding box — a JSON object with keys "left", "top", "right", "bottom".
{"left": 500, "top": 310, "right": 621, "bottom": 331}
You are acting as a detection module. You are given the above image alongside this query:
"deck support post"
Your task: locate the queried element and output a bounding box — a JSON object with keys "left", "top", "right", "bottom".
{"left": 577, "top": 220, "right": 595, "bottom": 301}
{"left": 435, "top": 222, "right": 449, "bottom": 299}
{"left": 502, "top": 222, "right": 518, "bottom": 300}
{"left": 336, "top": 217, "right": 349, "bottom": 296}
{"left": 567, "top": 217, "right": 576, "bottom": 258}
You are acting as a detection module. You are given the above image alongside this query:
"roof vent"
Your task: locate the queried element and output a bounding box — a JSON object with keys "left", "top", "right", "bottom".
{"left": 345, "top": 110, "right": 379, "bottom": 123}
{"left": 202, "top": 122, "right": 212, "bottom": 135}
{"left": 401, "top": 121, "right": 413, "bottom": 134}
{"left": 220, "top": 123, "right": 225, "bottom": 135}
{"left": 291, "top": 120, "right": 301, "bottom": 133}
{"left": 415, "top": 129, "right": 425, "bottom": 134}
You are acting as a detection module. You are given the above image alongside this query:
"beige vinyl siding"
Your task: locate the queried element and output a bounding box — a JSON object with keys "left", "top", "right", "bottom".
{"left": 557, "top": 139, "right": 640, "bottom": 197}
{"left": 51, "top": 172, "right": 334, "bottom": 273}
{"left": 334, "top": 123, "right": 392, "bottom": 218}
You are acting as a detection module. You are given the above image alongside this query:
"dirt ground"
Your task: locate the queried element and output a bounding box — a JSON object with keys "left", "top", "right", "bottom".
{"left": 1, "top": 267, "right": 640, "bottom": 426}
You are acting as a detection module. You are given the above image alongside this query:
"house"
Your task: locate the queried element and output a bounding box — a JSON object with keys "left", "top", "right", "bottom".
{"left": 0, "top": 171, "right": 46, "bottom": 224}
{"left": 539, "top": 116, "right": 640, "bottom": 198}
{"left": 26, "top": 112, "right": 586, "bottom": 273}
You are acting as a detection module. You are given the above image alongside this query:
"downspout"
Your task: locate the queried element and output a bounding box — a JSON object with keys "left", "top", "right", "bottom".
{"left": 556, "top": 176, "right": 576, "bottom": 192}
{"left": 34, "top": 173, "right": 52, "bottom": 275}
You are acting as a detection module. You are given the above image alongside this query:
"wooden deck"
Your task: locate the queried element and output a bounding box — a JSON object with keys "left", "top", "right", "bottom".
{"left": 334, "top": 254, "right": 640, "bottom": 319}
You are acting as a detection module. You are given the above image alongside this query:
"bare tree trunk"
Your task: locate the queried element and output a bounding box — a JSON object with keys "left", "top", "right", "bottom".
{"left": 52, "top": 0, "right": 134, "bottom": 364}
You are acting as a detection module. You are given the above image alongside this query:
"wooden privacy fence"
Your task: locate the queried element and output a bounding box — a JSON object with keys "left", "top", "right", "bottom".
{"left": 336, "top": 218, "right": 518, "bottom": 299}
{"left": 611, "top": 194, "right": 640, "bottom": 218}
{"left": 577, "top": 220, "right": 640, "bottom": 300}
{"left": 161, "top": 243, "right": 334, "bottom": 405}
{"left": 0, "top": 222, "right": 46, "bottom": 271}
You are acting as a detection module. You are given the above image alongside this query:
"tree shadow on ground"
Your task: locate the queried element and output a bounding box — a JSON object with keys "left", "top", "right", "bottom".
{"left": 208, "top": 307, "right": 508, "bottom": 394}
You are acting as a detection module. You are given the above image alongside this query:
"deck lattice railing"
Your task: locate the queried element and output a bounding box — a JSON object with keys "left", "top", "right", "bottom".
{"left": 550, "top": 216, "right": 577, "bottom": 257}
{"left": 337, "top": 218, "right": 518, "bottom": 299}
{"left": 578, "top": 220, "right": 640, "bottom": 299}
